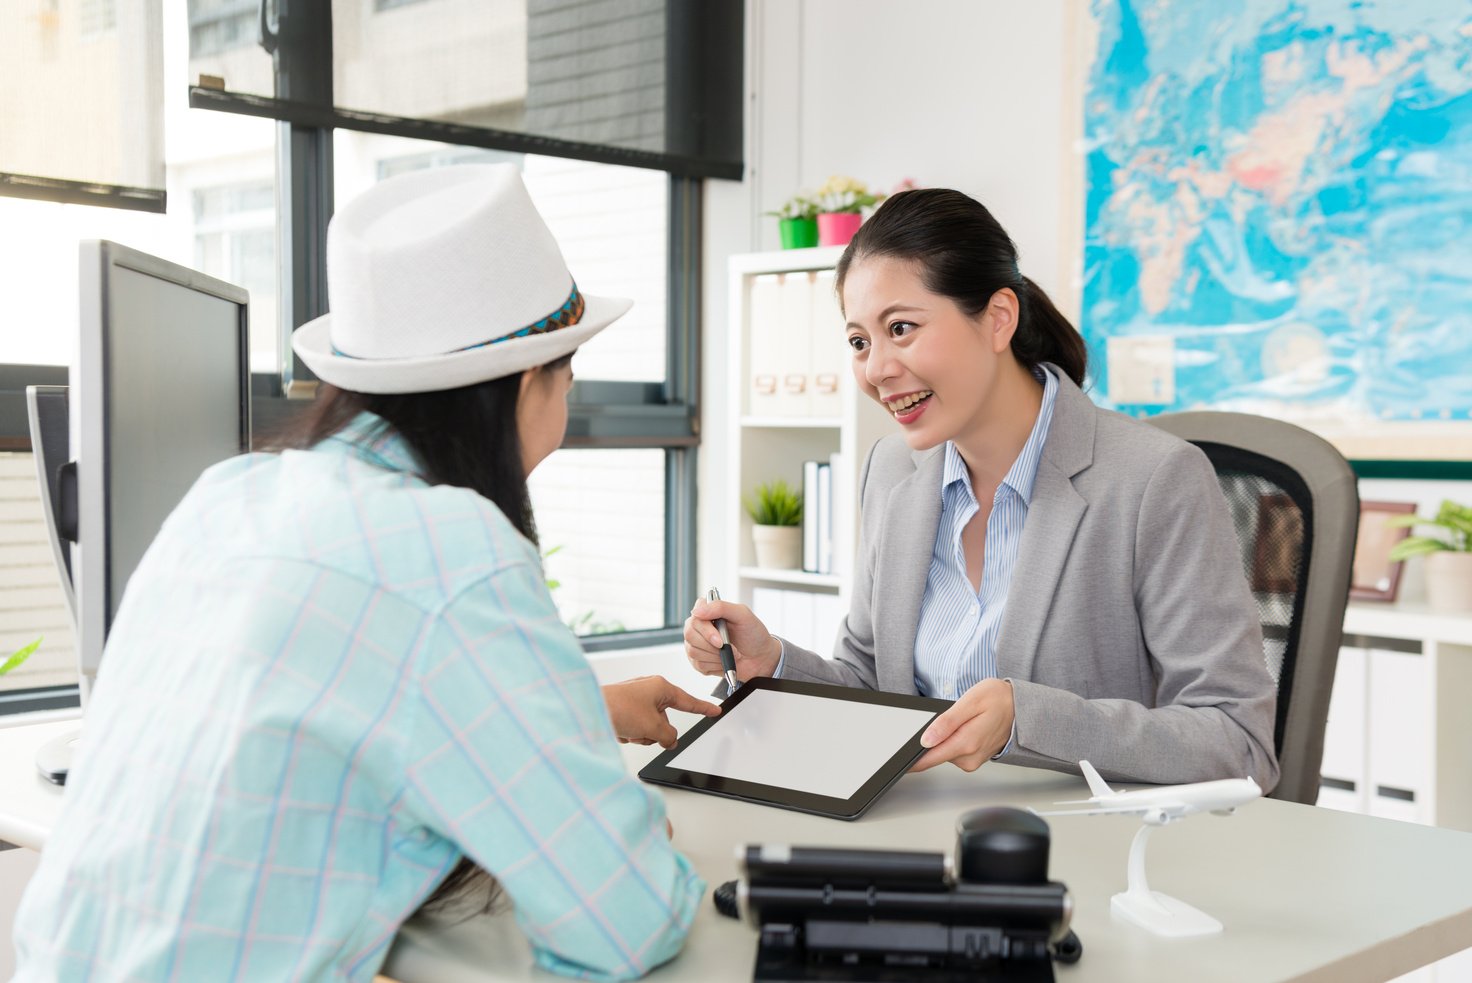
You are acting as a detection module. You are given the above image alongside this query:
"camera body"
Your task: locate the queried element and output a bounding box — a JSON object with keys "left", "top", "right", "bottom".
{"left": 719, "top": 808, "right": 1077, "bottom": 982}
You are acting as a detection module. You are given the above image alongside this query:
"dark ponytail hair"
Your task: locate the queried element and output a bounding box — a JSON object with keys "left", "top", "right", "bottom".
{"left": 835, "top": 189, "right": 1087, "bottom": 386}
{"left": 261, "top": 354, "right": 572, "bottom": 916}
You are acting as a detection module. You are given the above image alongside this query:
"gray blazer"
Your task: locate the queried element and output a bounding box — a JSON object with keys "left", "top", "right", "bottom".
{"left": 776, "top": 367, "right": 1281, "bottom": 791}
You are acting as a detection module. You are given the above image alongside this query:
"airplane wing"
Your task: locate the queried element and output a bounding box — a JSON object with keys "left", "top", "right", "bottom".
{"left": 1029, "top": 804, "right": 1160, "bottom": 818}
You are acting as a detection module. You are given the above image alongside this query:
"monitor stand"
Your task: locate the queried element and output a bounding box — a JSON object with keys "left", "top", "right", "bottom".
{"left": 35, "top": 728, "right": 79, "bottom": 785}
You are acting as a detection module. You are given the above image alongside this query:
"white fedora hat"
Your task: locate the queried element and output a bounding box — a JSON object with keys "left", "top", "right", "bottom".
{"left": 293, "top": 163, "right": 631, "bottom": 394}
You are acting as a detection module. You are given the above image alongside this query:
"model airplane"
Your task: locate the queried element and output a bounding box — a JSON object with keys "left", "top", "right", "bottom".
{"left": 1032, "top": 761, "right": 1264, "bottom": 938}
{"left": 1031, "top": 760, "right": 1262, "bottom": 826}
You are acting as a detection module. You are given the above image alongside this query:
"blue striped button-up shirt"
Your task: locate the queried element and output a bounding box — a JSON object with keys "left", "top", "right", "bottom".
{"left": 913, "top": 367, "right": 1058, "bottom": 701}
{"left": 13, "top": 412, "right": 702, "bottom": 983}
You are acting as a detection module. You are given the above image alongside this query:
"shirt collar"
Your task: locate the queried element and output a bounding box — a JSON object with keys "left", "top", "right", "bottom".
{"left": 320, "top": 411, "right": 427, "bottom": 479}
{"left": 940, "top": 365, "right": 1059, "bottom": 507}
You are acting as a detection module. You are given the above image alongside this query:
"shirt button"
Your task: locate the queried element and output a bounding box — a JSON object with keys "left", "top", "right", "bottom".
{"left": 971, "top": 605, "right": 980, "bottom": 617}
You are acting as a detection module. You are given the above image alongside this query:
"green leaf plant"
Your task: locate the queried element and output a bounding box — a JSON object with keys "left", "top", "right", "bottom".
{"left": 743, "top": 479, "right": 803, "bottom": 527}
{"left": 1, "top": 637, "right": 41, "bottom": 676}
{"left": 1385, "top": 499, "right": 1472, "bottom": 562}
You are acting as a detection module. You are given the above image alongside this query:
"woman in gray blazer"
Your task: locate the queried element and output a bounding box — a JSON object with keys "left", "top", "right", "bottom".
{"left": 686, "top": 189, "right": 1279, "bottom": 791}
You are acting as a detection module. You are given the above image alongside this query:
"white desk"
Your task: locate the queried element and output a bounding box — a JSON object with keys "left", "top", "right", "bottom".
{"left": 4, "top": 719, "right": 1472, "bottom": 982}
{"left": 0, "top": 718, "right": 76, "bottom": 852}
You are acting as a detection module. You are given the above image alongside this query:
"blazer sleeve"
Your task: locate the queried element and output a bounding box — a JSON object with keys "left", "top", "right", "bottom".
{"left": 1003, "top": 442, "right": 1282, "bottom": 790}
{"left": 769, "top": 443, "right": 884, "bottom": 690}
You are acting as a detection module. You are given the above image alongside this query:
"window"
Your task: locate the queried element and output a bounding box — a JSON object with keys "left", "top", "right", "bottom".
{"left": 531, "top": 450, "right": 667, "bottom": 635}
{"left": 0, "top": 4, "right": 736, "bottom": 721}
{"left": 192, "top": 180, "right": 280, "bottom": 372}
{"left": 79, "top": 0, "right": 118, "bottom": 40}
{"left": 188, "top": 0, "right": 257, "bottom": 58}
{"left": 0, "top": 447, "right": 78, "bottom": 706}
{"left": 335, "top": 131, "right": 684, "bottom": 640}
{"left": 0, "top": 56, "right": 277, "bottom": 714}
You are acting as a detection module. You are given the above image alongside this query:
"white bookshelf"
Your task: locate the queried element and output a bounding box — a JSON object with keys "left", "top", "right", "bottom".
{"left": 724, "top": 247, "right": 892, "bottom": 654}
{"left": 1318, "top": 601, "right": 1472, "bottom": 834}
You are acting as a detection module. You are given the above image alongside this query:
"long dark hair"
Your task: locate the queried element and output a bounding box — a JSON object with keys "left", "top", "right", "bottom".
{"left": 263, "top": 357, "right": 569, "bottom": 914}
{"left": 834, "top": 189, "right": 1086, "bottom": 386}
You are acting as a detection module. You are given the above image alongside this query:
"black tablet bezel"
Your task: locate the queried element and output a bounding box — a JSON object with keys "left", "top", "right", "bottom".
{"left": 638, "top": 676, "right": 952, "bottom": 821}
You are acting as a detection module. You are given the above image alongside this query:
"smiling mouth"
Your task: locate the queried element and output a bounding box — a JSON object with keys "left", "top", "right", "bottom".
{"left": 883, "top": 390, "right": 933, "bottom": 417}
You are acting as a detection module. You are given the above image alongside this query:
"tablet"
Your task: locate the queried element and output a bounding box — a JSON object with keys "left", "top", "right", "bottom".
{"left": 638, "top": 677, "right": 952, "bottom": 820}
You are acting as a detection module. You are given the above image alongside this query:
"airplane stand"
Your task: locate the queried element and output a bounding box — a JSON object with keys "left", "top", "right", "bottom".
{"left": 1110, "top": 823, "right": 1223, "bottom": 938}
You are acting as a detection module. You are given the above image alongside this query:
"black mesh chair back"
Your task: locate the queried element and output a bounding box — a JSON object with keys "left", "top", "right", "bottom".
{"left": 1149, "top": 412, "right": 1358, "bottom": 804}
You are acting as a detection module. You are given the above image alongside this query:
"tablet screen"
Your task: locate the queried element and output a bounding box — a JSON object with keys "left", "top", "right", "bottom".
{"left": 665, "top": 687, "right": 938, "bottom": 800}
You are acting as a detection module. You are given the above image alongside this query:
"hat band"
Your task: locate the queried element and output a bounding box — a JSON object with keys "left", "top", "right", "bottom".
{"left": 456, "top": 281, "right": 586, "bottom": 352}
{"left": 332, "top": 282, "right": 586, "bottom": 359}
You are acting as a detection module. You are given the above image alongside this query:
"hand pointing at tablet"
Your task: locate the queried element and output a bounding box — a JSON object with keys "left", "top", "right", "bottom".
{"left": 684, "top": 598, "right": 783, "bottom": 683}
{"left": 602, "top": 675, "right": 722, "bottom": 748}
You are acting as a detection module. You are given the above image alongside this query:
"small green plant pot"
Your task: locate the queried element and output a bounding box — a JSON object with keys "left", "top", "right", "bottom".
{"left": 778, "top": 217, "right": 819, "bottom": 249}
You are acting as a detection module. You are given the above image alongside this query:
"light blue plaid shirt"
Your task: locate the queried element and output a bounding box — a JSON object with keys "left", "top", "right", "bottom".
{"left": 13, "top": 413, "right": 703, "bottom": 982}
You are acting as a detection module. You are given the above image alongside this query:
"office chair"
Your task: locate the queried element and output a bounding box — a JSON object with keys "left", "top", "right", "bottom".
{"left": 1148, "top": 412, "right": 1358, "bottom": 805}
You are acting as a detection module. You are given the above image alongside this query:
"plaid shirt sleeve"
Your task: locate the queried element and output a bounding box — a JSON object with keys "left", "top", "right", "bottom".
{"left": 400, "top": 556, "right": 704, "bottom": 981}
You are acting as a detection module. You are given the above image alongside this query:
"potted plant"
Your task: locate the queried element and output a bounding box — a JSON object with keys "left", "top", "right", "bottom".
{"left": 812, "top": 175, "right": 884, "bottom": 247}
{"left": 767, "top": 194, "right": 819, "bottom": 250}
{"left": 744, "top": 479, "right": 803, "bottom": 569}
{"left": 1386, "top": 500, "right": 1472, "bottom": 612}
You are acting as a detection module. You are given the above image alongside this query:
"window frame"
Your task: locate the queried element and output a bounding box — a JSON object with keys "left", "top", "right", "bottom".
{"left": 240, "top": 6, "right": 725, "bottom": 650}
{"left": 0, "top": 6, "right": 736, "bottom": 714}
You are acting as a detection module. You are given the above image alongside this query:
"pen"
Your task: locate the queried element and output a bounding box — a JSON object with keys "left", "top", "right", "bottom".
{"left": 707, "top": 587, "right": 740, "bottom": 697}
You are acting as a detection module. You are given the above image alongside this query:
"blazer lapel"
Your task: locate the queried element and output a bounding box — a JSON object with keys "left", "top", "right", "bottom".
{"left": 873, "top": 446, "right": 945, "bottom": 694}
{"left": 995, "top": 369, "right": 1097, "bottom": 682}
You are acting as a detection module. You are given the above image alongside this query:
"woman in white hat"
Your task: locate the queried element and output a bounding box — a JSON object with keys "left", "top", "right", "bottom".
{"left": 13, "top": 164, "right": 714, "bottom": 982}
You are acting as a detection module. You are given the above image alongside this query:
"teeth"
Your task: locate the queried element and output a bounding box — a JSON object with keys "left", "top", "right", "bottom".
{"left": 887, "top": 391, "right": 932, "bottom": 412}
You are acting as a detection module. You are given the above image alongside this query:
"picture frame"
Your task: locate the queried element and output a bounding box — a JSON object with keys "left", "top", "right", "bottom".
{"left": 1349, "top": 500, "right": 1417, "bottom": 603}
{"left": 1251, "top": 493, "right": 1305, "bottom": 595}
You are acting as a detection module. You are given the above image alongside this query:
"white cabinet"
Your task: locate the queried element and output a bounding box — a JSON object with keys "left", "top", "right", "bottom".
{"left": 725, "top": 248, "right": 892, "bottom": 653}
{"left": 1319, "top": 603, "right": 1472, "bottom": 832}
{"left": 1317, "top": 645, "right": 1367, "bottom": 814}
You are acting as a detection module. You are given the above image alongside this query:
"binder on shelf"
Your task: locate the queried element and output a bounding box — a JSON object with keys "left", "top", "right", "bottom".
{"left": 784, "top": 590, "right": 817, "bottom": 652}
{"left": 748, "top": 274, "right": 783, "bottom": 416}
{"left": 828, "top": 450, "right": 847, "bottom": 579}
{"left": 1366, "top": 647, "right": 1430, "bottom": 825}
{"left": 812, "top": 592, "right": 845, "bottom": 659}
{"left": 801, "top": 460, "right": 821, "bottom": 573}
{"left": 809, "top": 269, "right": 845, "bottom": 418}
{"left": 816, "top": 462, "right": 833, "bottom": 575}
{"left": 752, "top": 587, "right": 784, "bottom": 629}
{"left": 1319, "top": 645, "right": 1367, "bottom": 810}
{"left": 775, "top": 272, "right": 815, "bottom": 417}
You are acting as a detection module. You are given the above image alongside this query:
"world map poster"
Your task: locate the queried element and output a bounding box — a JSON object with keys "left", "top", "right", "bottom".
{"left": 1081, "top": 1, "right": 1472, "bottom": 459}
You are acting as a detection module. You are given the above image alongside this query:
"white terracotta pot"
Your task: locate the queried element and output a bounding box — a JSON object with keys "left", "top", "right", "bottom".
{"left": 1425, "top": 552, "right": 1472, "bottom": 613}
{"left": 752, "top": 524, "right": 803, "bottom": 570}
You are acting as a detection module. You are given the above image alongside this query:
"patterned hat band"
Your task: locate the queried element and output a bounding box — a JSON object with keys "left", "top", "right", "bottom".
{"left": 334, "top": 282, "right": 586, "bottom": 359}
{"left": 456, "top": 281, "right": 586, "bottom": 352}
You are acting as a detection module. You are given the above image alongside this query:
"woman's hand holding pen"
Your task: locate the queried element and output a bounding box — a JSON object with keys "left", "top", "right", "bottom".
{"left": 684, "top": 598, "right": 783, "bottom": 682}
{"left": 910, "top": 678, "right": 1016, "bottom": 773}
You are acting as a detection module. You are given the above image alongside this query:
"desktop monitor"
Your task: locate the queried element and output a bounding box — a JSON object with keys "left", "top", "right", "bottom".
{"left": 71, "top": 240, "right": 251, "bottom": 692}
{"left": 28, "top": 242, "right": 250, "bottom": 781}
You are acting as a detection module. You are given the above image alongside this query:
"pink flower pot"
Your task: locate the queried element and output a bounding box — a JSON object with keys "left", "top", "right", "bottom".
{"left": 817, "top": 212, "right": 863, "bottom": 247}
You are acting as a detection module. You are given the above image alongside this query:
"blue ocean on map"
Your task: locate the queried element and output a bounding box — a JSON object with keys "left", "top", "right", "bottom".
{"left": 1082, "top": 0, "right": 1472, "bottom": 426}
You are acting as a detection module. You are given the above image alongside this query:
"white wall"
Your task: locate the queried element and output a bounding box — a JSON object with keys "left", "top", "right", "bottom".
{"left": 697, "top": 0, "right": 1471, "bottom": 612}
{"left": 699, "top": 0, "right": 1085, "bottom": 599}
